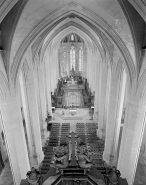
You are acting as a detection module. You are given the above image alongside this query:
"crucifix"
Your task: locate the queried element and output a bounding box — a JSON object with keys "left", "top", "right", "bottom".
{"left": 66, "top": 132, "right": 80, "bottom": 167}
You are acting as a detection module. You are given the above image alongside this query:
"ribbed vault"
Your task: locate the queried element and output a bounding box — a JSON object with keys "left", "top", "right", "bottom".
{"left": 40, "top": 24, "right": 104, "bottom": 63}
{"left": 9, "top": 1, "right": 136, "bottom": 87}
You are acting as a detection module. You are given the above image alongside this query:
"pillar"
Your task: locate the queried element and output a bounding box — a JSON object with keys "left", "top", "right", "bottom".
{"left": 24, "top": 53, "right": 44, "bottom": 165}
{"left": 37, "top": 64, "right": 47, "bottom": 132}
{"left": 44, "top": 48, "right": 52, "bottom": 115}
{"left": 93, "top": 50, "right": 101, "bottom": 122}
{"left": 89, "top": 50, "right": 95, "bottom": 92}
{"left": 56, "top": 49, "right": 60, "bottom": 81}
{"left": 103, "top": 53, "right": 120, "bottom": 165}
{"left": 97, "top": 61, "right": 108, "bottom": 139}
{"left": 117, "top": 90, "right": 146, "bottom": 185}
{"left": 114, "top": 69, "right": 126, "bottom": 157}
{"left": 0, "top": 93, "right": 30, "bottom": 184}
{"left": 102, "top": 59, "right": 111, "bottom": 140}
{"left": 86, "top": 49, "right": 91, "bottom": 86}
{"left": 19, "top": 69, "right": 37, "bottom": 166}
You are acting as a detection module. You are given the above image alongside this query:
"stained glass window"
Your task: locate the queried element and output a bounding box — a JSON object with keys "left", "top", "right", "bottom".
{"left": 70, "top": 46, "right": 75, "bottom": 69}
{"left": 79, "top": 46, "right": 83, "bottom": 71}
{"left": 71, "top": 34, "right": 74, "bottom": 41}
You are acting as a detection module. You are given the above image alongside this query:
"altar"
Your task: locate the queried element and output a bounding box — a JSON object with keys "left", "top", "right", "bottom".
{"left": 56, "top": 108, "right": 88, "bottom": 120}
{"left": 69, "top": 108, "right": 77, "bottom": 116}
{"left": 63, "top": 91, "right": 83, "bottom": 107}
{"left": 67, "top": 80, "right": 77, "bottom": 85}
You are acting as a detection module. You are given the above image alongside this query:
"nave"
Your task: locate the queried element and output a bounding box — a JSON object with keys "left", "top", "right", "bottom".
{"left": 1, "top": 1, "right": 146, "bottom": 184}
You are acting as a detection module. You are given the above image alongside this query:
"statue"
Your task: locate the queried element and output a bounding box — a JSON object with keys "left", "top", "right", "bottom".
{"left": 106, "top": 166, "right": 121, "bottom": 185}
{"left": 70, "top": 66, "right": 75, "bottom": 79}
{"left": 51, "top": 143, "right": 69, "bottom": 169}
{"left": 26, "top": 167, "right": 41, "bottom": 185}
{"left": 77, "top": 143, "right": 93, "bottom": 169}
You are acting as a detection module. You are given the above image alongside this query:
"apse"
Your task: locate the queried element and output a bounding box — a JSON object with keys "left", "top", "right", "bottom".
{"left": 59, "top": 33, "right": 85, "bottom": 77}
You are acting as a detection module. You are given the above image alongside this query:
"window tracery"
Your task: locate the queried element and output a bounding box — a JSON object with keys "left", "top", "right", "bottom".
{"left": 79, "top": 46, "right": 83, "bottom": 71}
{"left": 70, "top": 46, "right": 75, "bottom": 69}
{"left": 71, "top": 34, "right": 74, "bottom": 41}
{"left": 61, "top": 46, "right": 67, "bottom": 76}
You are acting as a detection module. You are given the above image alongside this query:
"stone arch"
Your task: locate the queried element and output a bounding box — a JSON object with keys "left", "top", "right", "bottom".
{"left": 9, "top": 5, "right": 136, "bottom": 88}
{"left": 39, "top": 24, "right": 104, "bottom": 63}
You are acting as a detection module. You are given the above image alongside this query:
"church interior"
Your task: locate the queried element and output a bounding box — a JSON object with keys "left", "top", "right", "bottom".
{"left": 0, "top": 0, "right": 146, "bottom": 185}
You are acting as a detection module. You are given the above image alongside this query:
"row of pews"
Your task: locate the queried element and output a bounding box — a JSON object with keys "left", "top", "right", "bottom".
{"left": 41, "top": 122, "right": 105, "bottom": 175}
{"left": 41, "top": 123, "right": 60, "bottom": 174}
{"left": 60, "top": 123, "right": 70, "bottom": 144}
{"left": 76, "top": 123, "right": 86, "bottom": 143}
{"left": 86, "top": 123, "right": 105, "bottom": 173}
{"left": 41, "top": 123, "right": 70, "bottom": 175}
{"left": 76, "top": 122, "right": 105, "bottom": 173}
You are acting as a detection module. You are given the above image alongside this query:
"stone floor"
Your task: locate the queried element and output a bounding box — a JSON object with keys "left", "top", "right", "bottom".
{"left": 0, "top": 160, "right": 14, "bottom": 185}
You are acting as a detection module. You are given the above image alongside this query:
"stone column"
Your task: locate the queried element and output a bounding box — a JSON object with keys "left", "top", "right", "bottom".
{"left": 102, "top": 60, "right": 111, "bottom": 140}
{"left": 34, "top": 66, "right": 43, "bottom": 133}
{"left": 24, "top": 58, "right": 44, "bottom": 165}
{"left": 86, "top": 49, "right": 90, "bottom": 82}
{"left": 56, "top": 49, "right": 60, "bottom": 81}
{"left": 83, "top": 45, "right": 87, "bottom": 77}
{"left": 19, "top": 69, "right": 37, "bottom": 167}
{"left": 44, "top": 48, "right": 52, "bottom": 115}
{"left": 41, "top": 61, "right": 50, "bottom": 139}
{"left": 117, "top": 89, "right": 146, "bottom": 185}
{"left": 58, "top": 48, "right": 62, "bottom": 77}
{"left": 97, "top": 61, "right": 108, "bottom": 139}
{"left": 49, "top": 51, "right": 54, "bottom": 92}
{"left": 34, "top": 64, "right": 47, "bottom": 140}
{"left": 93, "top": 50, "right": 101, "bottom": 120}
{"left": 91, "top": 52, "right": 96, "bottom": 92}
{"left": 103, "top": 54, "right": 120, "bottom": 165}
{"left": 0, "top": 93, "right": 30, "bottom": 184}
{"left": 87, "top": 50, "right": 92, "bottom": 85}
{"left": 54, "top": 49, "right": 59, "bottom": 88}
{"left": 91, "top": 51, "right": 96, "bottom": 92}
{"left": 49, "top": 48, "right": 58, "bottom": 93}
{"left": 114, "top": 69, "right": 127, "bottom": 156}
{"left": 87, "top": 49, "right": 94, "bottom": 91}
{"left": 38, "top": 64, "right": 47, "bottom": 126}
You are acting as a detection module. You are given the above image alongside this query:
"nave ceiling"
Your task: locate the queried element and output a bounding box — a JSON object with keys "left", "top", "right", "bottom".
{"left": 0, "top": 0, "right": 146, "bottom": 90}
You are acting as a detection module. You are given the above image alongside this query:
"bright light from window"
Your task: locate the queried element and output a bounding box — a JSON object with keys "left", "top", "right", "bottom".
{"left": 62, "top": 47, "right": 66, "bottom": 73}
{"left": 79, "top": 47, "right": 83, "bottom": 71}
{"left": 70, "top": 46, "right": 75, "bottom": 69}
{"left": 71, "top": 34, "right": 74, "bottom": 41}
